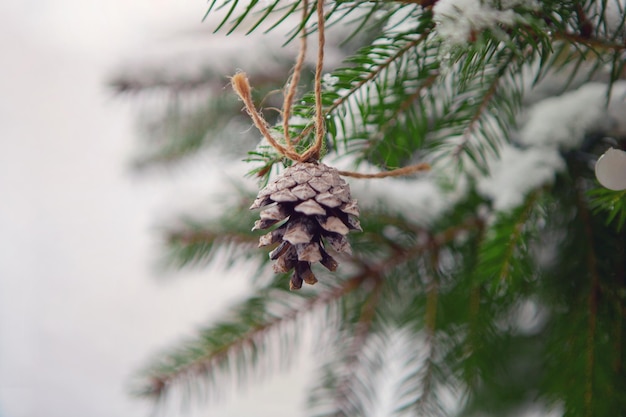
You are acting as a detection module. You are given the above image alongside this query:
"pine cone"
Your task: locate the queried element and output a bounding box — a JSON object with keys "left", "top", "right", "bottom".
{"left": 250, "top": 162, "right": 361, "bottom": 290}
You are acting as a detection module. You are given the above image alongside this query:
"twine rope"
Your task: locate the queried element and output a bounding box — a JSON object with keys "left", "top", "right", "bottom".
{"left": 281, "top": 0, "right": 309, "bottom": 152}
{"left": 299, "top": 0, "right": 326, "bottom": 162}
{"left": 231, "top": 0, "right": 431, "bottom": 178}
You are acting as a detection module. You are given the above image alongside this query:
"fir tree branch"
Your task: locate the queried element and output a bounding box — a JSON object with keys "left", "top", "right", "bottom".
{"left": 307, "top": 326, "right": 388, "bottom": 417}
{"left": 466, "top": 285, "right": 482, "bottom": 385}
{"left": 355, "top": 216, "right": 483, "bottom": 276}
{"left": 465, "top": 221, "right": 487, "bottom": 388}
{"left": 475, "top": 191, "right": 541, "bottom": 291}
{"left": 368, "top": 73, "right": 439, "bottom": 147}
{"left": 394, "top": 274, "right": 447, "bottom": 417}
{"left": 412, "top": 345, "right": 439, "bottom": 414}
{"left": 574, "top": 178, "right": 600, "bottom": 417}
{"left": 308, "top": 220, "right": 481, "bottom": 417}
{"left": 165, "top": 228, "right": 258, "bottom": 268}
{"left": 163, "top": 207, "right": 260, "bottom": 268}
{"left": 424, "top": 251, "right": 439, "bottom": 333}
{"left": 614, "top": 238, "right": 625, "bottom": 374}
{"left": 121, "top": 1, "right": 626, "bottom": 415}
{"left": 138, "top": 273, "right": 368, "bottom": 401}
{"left": 168, "top": 229, "right": 257, "bottom": 246}
{"left": 452, "top": 55, "right": 514, "bottom": 160}
{"left": 588, "top": 188, "right": 626, "bottom": 231}
{"left": 498, "top": 191, "right": 540, "bottom": 282}
{"left": 394, "top": 334, "right": 445, "bottom": 417}
{"left": 289, "top": 31, "right": 433, "bottom": 151}
{"left": 396, "top": 0, "right": 438, "bottom": 6}
{"left": 325, "top": 34, "right": 429, "bottom": 117}
{"left": 329, "top": 277, "right": 384, "bottom": 416}
{"left": 412, "top": 256, "right": 440, "bottom": 415}
{"left": 146, "top": 215, "right": 477, "bottom": 411}
{"left": 552, "top": 30, "right": 626, "bottom": 53}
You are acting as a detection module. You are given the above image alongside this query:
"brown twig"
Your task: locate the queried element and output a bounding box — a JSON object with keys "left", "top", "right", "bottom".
{"left": 552, "top": 30, "right": 626, "bottom": 52}
{"left": 338, "top": 162, "right": 431, "bottom": 179}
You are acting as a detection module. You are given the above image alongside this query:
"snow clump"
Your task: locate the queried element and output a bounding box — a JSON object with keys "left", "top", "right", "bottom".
{"left": 432, "top": 0, "right": 538, "bottom": 46}
{"left": 478, "top": 81, "right": 626, "bottom": 211}
{"left": 476, "top": 145, "right": 564, "bottom": 211}
{"left": 519, "top": 83, "right": 615, "bottom": 149}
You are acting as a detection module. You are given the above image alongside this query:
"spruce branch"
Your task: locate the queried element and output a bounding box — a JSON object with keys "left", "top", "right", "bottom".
{"left": 552, "top": 30, "right": 626, "bottom": 53}
{"left": 413, "top": 268, "right": 441, "bottom": 415}
{"left": 497, "top": 191, "right": 541, "bottom": 282}
{"left": 394, "top": 310, "right": 449, "bottom": 417}
{"left": 368, "top": 73, "right": 439, "bottom": 145}
{"left": 325, "top": 277, "right": 384, "bottom": 417}
{"left": 121, "top": 1, "right": 626, "bottom": 415}
{"left": 613, "top": 237, "right": 625, "bottom": 374}
{"left": 588, "top": 188, "right": 626, "bottom": 231}
{"left": 324, "top": 33, "right": 430, "bottom": 118}
{"left": 394, "top": 338, "right": 445, "bottom": 417}
{"left": 162, "top": 205, "right": 260, "bottom": 268}
{"left": 143, "top": 215, "right": 483, "bottom": 409}
{"left": 451, "top": 220, "right": 488, "bottom": 392}
{"left": 166, "top": 228, "right": 259, "bottom": 268}
{"left": 475, "top": 191, "right": 542, "bottom": 291}
{"left": 452, "top": 54, "right": 515, "bottom": 160}
{"left": 465, "top": 284, "right": 482, "bottom": 387}
{"left": 574, "top": 178, "right": 601, "bottom": 417}
{"left": 136, "top": 273, "right": 368, "bottom": 402}
{"left": 349, "top": 216, "right": 482, "bottom": 279}
{"left": 307, "top": 326, "right": 389, "bottom": 417}
{"left": 432, "top": 45, "right": 525, "bottom": 172}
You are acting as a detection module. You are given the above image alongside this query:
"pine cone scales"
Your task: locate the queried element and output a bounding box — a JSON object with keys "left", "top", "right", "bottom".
{"left": 250, "top": 162, "right": 361, "bottom": 290}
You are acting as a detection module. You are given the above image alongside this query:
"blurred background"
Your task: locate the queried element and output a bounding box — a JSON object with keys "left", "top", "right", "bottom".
{"left": 0, "top": 1, "right": 312, "bottom": 416}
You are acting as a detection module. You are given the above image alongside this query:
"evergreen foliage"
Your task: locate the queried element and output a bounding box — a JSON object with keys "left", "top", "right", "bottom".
{"left": 115, "top": 0, "right": 626, "bottom": 415}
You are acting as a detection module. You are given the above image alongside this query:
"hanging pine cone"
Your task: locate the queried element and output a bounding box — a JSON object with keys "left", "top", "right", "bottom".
{"left": 250, "top": 162, "right": 361, "bottom": 290}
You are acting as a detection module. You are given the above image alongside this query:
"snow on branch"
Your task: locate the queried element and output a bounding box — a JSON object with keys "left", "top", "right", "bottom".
{"left": 478, "top": 81, "right": 626, "bottom": 211}
{"left": 520, "top": 82, "right": 626, "bottom": 149}
{"left": 432, "top": 0, "right": 539, "bottom": 46}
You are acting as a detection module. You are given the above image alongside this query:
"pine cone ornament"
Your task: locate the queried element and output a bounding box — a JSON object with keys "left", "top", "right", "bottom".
{"left": 250, "top": 162, "right": 361, "bottom": 290}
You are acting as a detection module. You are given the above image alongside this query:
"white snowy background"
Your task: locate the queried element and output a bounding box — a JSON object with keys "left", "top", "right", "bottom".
{"left": 0, "top": 1, "right": 312, "bottom": 416}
